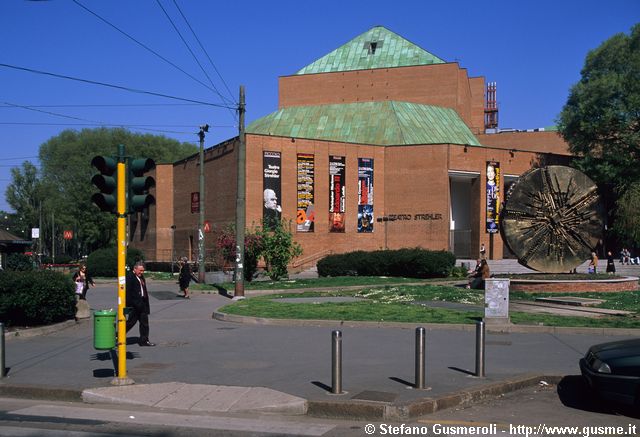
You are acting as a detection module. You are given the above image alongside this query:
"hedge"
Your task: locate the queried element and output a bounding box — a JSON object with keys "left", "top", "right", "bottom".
{"left": 0, "top": 270, "right": 76, "bottom": 327}
{"left": 86, "top": 247, "right": 144, "bottom": 277}
{"left": 6, "top": 253, "right": 35, "bottom": 271}
{"left": 317, "top": 248, "right": 456, "bottom": 278}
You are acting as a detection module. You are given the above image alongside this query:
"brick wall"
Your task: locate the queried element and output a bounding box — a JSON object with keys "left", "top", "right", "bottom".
{"left": 279, "top": 63, "right": 484, "bottom": 133}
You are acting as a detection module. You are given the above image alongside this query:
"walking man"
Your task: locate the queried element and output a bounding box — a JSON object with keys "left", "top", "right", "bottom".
{"left": 126, "top": 262, "right": 155, "bottom": 347}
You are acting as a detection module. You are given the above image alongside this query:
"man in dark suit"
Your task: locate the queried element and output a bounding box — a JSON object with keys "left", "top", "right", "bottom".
{"left": 126, "top": 262, "right": 155, "bottom": 347}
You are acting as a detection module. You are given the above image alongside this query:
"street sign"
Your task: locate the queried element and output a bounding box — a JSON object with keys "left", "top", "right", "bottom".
{"left": 63, "top": 230, "right": 73, "bottom": 240}
{"left": 31, "top": 228, "right": 39, "bottom": 239}
{"left": 204, "top": 220, "right": 212, "bottom": 233}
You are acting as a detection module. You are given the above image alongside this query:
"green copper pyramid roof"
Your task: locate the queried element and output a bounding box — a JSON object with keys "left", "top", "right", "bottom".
{"left": 296, "top": 26, "right": 445, "bottom": 75}
{"left": 247, "top": 101, "right": 480, "bottom": 147}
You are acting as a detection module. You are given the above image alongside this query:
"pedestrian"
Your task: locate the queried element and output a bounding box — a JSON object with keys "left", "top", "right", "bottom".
{"left": 125, "top": 262, "right": 155, "bottom": 347}
{"left": 480, "top": 243, "right": 486, "bottom": 259}
{"left": 178, "top": 256, "right": 194, "bottom": 299}
{"left": 606, "top": 251, "right": 616, "bottom": 275}
{"left": 467, "top": 259, "right": 490, "bottom": 289}
{"left": 72, "top": 264, "right": 94, "bottom": 300}
{"left": 588, "top": 252, "right": 598, "bottom": 274}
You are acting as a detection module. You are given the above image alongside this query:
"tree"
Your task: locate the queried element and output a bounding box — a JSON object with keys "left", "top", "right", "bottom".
{"left": 558, "top": 24, "right": 640, "bottom": 245}
{"left": 0, "top": 211, "right": 27, "bottom": 238}
{"left": 614, "top": 184, "right": 640, "bottom": 247}
{"left": 558, "top": 24, "right": 640, "bottom": 187}
{"left": 5, "top": 162, "right": 45, "bottom": 235}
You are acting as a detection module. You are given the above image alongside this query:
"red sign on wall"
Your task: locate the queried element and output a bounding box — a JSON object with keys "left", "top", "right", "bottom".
{"left": 191, "top": 192, "right": 200, "bottom": 214}
{"left": 63, "top": 230, "right": 73, "bottom": 240}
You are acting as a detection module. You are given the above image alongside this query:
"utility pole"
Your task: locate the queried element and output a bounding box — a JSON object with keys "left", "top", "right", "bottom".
{"left": 198, "top": 124, "right": 209, "bottom": 284}
{"left": 51, "top": 212, "right": 55, "bottom": 264}
{"left": 38, "top": 200, "right": 42, "bottom": 267}
{"left": 234, "top": 86, "right": 246, "bottom": 299}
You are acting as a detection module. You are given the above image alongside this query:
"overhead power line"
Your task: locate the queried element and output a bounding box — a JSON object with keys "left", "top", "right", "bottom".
{"left": 154, "top": 0, "right": 234, "bottom": 108}
{"left": 0, "top": 122, "right": 235, "bottom": 131}
{"left": 0, "top": 103, "right": 201, "bottom": 108}
{"left": 71, "top": 0, "right": 221, "bottom": 98}
{"left": 171, "top": 0, "right": 237, "bottom": 106}
{"left": 0, "top": 156, "right": 39, "bottom": 161}
{"left": 0, "top": 63, "right": 235, "bottom": 108}
{"left": 2, "top": 101, "right": 220, "bottom": 135}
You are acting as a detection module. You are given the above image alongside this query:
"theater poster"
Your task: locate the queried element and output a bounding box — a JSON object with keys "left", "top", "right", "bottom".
{"left": 296, "top": 153, "right": 315, "bottom": 232}
{"left": 329, "top": 155, "right": 345, "bottom": 233}
{"left": 486, "top": 160, "right": 500, "bottom": 233}
{"left": 263, "top": 151, "right": 282, "bottom": 230}
{"left": 357, "top": 158, "right": 374, "bottom": 233}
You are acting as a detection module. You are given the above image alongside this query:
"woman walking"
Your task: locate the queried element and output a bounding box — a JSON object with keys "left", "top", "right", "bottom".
{"left": 73, "top": 264, "right": 94, "bottom": 300}
{"left": 178, "top": 257, "right": 193, "bottom": 299}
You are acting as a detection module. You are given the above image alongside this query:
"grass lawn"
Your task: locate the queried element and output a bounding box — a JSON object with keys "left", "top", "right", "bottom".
{"left": 192, "top": 275, "right": 451, "bottom": 292}
{"left": 218, "top": 282, "right": 640, "bottom": 329}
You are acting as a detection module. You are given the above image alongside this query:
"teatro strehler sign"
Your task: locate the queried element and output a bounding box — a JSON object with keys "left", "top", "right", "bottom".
{"left": 379, "top": 213, "right": 443, "bottom": 221}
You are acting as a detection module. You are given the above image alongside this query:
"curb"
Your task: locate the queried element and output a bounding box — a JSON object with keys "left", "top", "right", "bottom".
{"left": 0, "top": 383, "right": 83, "bottom": 402}
{"left": 4, "top": 320, "right": 79, "bottom": 341}
{"left": 212, "top": 310, "right": 640, "bottom": 336}
{"left": 306, "top": 374, "right": 564, "bottom": 421}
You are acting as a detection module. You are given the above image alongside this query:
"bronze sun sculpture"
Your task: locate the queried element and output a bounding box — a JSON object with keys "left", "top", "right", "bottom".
{"left": 500, "top": 166, "right": 604, "bottom": 273}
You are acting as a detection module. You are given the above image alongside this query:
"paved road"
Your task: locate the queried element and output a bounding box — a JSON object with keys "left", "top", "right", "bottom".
{"left": 0, "top": 266, "right": 638, "bottom": 431}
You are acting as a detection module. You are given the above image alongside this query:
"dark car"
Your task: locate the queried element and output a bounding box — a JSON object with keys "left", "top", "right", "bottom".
{"left": 580, "top": 338, "right": 640, "bottom": 406}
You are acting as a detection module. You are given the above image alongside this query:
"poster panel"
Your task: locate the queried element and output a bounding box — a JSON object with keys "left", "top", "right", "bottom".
{"left": 357, "top": 158, "right": 374, "bottom": 233}
{"left": 296, "top": 153, "right": 315, "bottom": 232}
{"left": 329, "top": 155, "right": 345, "bottom": 233}
{"left": 263, "top": 151, "right": 282, "bottom": 230}
{"left": 486, "top": 160, "right": 500, "bottom": 233}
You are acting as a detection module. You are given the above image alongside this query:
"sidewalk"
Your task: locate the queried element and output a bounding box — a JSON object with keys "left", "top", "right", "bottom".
{"left": 0, "top": 260, "right": 638, "bottom": 420}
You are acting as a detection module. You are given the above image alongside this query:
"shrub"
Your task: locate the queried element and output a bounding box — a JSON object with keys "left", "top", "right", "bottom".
{"left": 0, "top": 270, "right": 76, "bottom": 327}
{"left": 144, "top": 261, "right": 174, "bottom": 273}
{"left": 317, "top": 248, "right": 456, "bottom": 278}
{"left": 86, "top": 247, "right": 145, "bottom": 277}
{"left": 259, "top": 220, "right": 302, "bottom": 280}
{"left": 53, "top": 254, "right": 74, "bottom": 264}
{"left": 5, "top": 253, "right": 34, "bottom": 271}
{"left": 217, "top": 224, "right": 264, "bottom": 281}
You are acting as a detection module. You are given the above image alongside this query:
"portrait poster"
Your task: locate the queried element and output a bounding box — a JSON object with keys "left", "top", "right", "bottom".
{"left": 486, "top": 160, "right": 500, "bottom": 233}
{"left": 296, "top": 153, "right": 315, "bottom": 232}
{"left": 263, "top": 151, "right": 282, "bottom": 230}
{"left": 329, "top": 155, "right": 346, "bottom": 233}
{"left": 357, "top": 158, "right": 374, "bottom": 233}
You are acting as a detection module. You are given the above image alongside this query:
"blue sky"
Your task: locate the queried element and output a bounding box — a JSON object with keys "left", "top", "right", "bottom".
{"left": 1, "top": 0, "right": 638, "bottom": 212}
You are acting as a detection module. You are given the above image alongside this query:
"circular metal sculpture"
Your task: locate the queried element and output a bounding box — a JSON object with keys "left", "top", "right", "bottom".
{"left": 500, "top": 166, "right": 603, "bottom": 273}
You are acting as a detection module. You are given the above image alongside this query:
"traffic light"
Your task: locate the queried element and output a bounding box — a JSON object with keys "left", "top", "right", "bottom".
{"left": 91, "top": 156, "right": 118, "bottom": 213}
{"left": 128, "top": 158, "right": 156, "bottom": 213}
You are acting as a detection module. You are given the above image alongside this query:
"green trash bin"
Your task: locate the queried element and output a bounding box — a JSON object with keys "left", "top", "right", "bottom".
{"left": 93, "top": 309, "right": 116, "bottom": 350}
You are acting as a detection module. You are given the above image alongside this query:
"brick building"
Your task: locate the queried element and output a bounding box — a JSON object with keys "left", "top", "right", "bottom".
{"left": 132, "top": 26, "right": 571, "bottom": 268}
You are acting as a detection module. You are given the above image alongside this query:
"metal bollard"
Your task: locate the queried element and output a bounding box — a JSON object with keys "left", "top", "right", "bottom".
{"left": 0, "top": 323, "right": 5, "bottom": 378}
{"left": 415, "top": 327, "right": 426, "bottom": 389}
{"left": 331, "top": 330, "right": 342, "bottom": 394}
{"left": 475, "top": 320, "right": 485, "bottom": 377}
